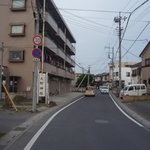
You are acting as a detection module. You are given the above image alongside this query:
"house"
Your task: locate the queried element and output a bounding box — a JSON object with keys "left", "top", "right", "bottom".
{"left": 95, "top": 73, "right": 109, "bottom": 87}
{"left": 109, "top": 62, "right": 137, "bottom": 87}
{"left": 131, "top": 62, "right": 142, "bottom": 84}
{"left": 139, "top": 41, "right": 150, "bottom": 93}
{"left": 0, "top": 0, "right": 76, "bottom": 98}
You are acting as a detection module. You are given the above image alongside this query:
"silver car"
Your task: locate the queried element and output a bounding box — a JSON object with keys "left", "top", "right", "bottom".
{"left": 100, "top": 86, "right": 109, "bottom": 94}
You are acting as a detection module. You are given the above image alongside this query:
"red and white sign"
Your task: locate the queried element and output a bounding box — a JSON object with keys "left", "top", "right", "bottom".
{"left": 33, "top": 35, "right": 42, "bottom": 46}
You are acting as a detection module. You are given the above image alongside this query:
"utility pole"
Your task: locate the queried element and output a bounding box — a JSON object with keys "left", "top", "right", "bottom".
{"left": 87, "top": 65, "right": 90, "bottom": 87}
{"left": 112, "top": 47, "right": 114, "bottom": 88}
{"left": 0, "top": 42, "right": 4, "bottom": 100}
{"left": 32, "top": 3, "right": 40, "bottom": 112}
{"left": 41, "top": 0, "right": 46, "bottom": 73}
{"left": 106, "top": 46, "right": 114, "bottom": 88}
{"left": 114, "top": 13, "right": 126, "bottom": 93}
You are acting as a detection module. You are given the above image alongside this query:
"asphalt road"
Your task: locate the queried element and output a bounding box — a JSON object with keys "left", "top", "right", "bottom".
{"left": 27, "top": 91, "right": 150, "bottom": 150}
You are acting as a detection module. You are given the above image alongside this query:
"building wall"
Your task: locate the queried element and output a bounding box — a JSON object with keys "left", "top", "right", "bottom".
{"left": 110, "top": 62, "right": 135, "bottom": 86}
{"left": 141, "top": 44, "right": 150, "bottom": 93}
{"left": 0, "top": 0, "right": 35, "bottom": 98}
{"left": 0, "top": 0, "right": 76, "bottom": 98}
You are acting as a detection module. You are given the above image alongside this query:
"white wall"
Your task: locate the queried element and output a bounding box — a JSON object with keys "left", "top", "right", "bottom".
{"left": 111, "top": 66, "right": 132, "bottom": 86}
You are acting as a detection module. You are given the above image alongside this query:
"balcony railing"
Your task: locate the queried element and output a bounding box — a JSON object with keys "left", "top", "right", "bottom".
{"left": 57, "top": 28, "right": 66, "bottom": 42}
{"left": 45, "top": 37, "right": 57, "bottom": 54}
{"left": 66, "top": 55, "right": 75, "bottom": 67}
{"left": 44, "top": 63, "right": 75, "bottom": 79}
{"left": 46, "top": 12, "right": 58, "bottom": 33}
{"left": 67, "top": 39, "right": 76, "bottom": 55}
{"left": 57, "top": 48, "right": 65, "bottom": 60}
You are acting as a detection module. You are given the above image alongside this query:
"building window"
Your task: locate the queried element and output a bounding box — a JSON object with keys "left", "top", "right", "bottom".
{"left": 145, "top": 58, "right": 150, "bottom": 67}
{"left": 149, "top": 78, "right": 150, "bottom": 84}
{"left": 9, "top": 51, "right": 24, "bottom": 62}
{"left": 11, "top": 0, "right": 26, "bottom": 10}
{"left": 126, "top": 72, "right": 130, "bottom": 77}
{"left": 116, "top": 72, "right": 118, "bottom": 77}
{"left": 143, "top": 80, "right": 147, "bottom": 86}
{"left": 10, "top": 24, "right": 25, "bottom": 36}
{"left": 132, "top": 70, "right": 136, "bottom": 77}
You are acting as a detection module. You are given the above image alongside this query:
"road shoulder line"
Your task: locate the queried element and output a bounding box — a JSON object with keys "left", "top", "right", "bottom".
{"left": 23, "top": 97, "right": 83, "bottom": 150}
{"left": 109, "top": 94, "right": 144, "bottom": 127}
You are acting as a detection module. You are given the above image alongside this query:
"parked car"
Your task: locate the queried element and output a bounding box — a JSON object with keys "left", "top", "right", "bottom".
{"left": 99, "top": 86, "right": 109, "bottom": 94}
{"left": 120, "top": 84, "right": 147, "bottom": 97}
{"left": 85, "top": 86, "right": 95, "bottom": 97}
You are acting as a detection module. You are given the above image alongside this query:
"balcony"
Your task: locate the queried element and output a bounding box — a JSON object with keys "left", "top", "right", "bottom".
{"left": 56, "top": 28, "right": 66, "bottom": 43}
{"left": 44, "top": 63, "right": 75, "bottom": 79}
{"left": 66, "top": 71, "right": 75, "bottom": 80}
{"left": 66, "top": 39, "right": 76, "bottom": 55}
{"left": 46, "top": 13, "right": 58, "bottom": 33}
{"left": 57, "top": 48, "right": 65, "bottom": 60}
{"left": 66, "top": 56, "right": 75, "bottom": 67}
{"left": 45, "top": 37, "right": 57, "bottom": 54}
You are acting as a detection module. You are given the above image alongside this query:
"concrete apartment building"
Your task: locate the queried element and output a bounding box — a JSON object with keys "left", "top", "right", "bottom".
{"left": 0, "top": 0, "right": 76, "bottom": 98}
{"left": 140, "top": 41, "right": 150, "bottom": 93}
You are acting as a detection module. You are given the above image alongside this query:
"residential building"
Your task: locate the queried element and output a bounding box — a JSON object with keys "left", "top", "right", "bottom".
{"left": 109, "top": 62, "right": 137, "bottom": 87}
{"left": 139, "top": 41, "right": 150, "bottom": 93}
{"left": 0, "top": 0, "right": 76, "bottom": 98}
{"left": 95, "top": 73, "right": 109, "bottom": 86}
{"left": 131, "top": 62, "right": 142, "bottom": 84}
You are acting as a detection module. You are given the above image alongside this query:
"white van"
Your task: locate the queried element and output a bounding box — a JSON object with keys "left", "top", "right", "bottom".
{"left": 120, "top": 84, "right": 147, "bottom": 97}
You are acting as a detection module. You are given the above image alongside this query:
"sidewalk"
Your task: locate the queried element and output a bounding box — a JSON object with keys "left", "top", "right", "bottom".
{"left": 0, "top": 92, "right": 84, "bottom": 149}
{"left": 110, "top": 92, "right": 150, "bottom": 129}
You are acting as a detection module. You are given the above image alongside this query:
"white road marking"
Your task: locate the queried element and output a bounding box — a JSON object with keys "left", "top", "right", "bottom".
{"left": 109, "top": 94, "right": 144, "bottom": 127}
{"left": 24, "top": 97, "right": 83, "bottom": 150}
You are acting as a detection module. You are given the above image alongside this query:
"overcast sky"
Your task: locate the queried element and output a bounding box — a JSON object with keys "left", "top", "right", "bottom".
{"left": 53, "top": 0, "right": 150, "bottom": 74}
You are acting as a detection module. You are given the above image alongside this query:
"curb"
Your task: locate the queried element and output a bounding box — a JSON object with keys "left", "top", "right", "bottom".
{"left": 110, "top": 92, "right": 150, "bottom": 129}
{"left": 0, "top": 94, "right": 84, "bottom": 150}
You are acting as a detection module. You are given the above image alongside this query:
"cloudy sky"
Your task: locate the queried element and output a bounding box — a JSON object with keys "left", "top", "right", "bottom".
{"left": 53, "top": 0, "right": 150, "bottom": 74}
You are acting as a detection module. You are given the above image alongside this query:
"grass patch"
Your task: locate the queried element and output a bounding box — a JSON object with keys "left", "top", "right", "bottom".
{"left": 49, "top": 101, "right": 57, "bottom": 107}
{"left": 13, "top": 95, "right": 26, "bottom": 104}
{"left": 122, "top": 98, "right": 150, "bottom": 103}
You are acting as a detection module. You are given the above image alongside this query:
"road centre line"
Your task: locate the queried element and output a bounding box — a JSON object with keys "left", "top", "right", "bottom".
{"left": 24, "top": 97, "right": 84, "bottom": 150}
{"left": 109, "top": 94, "right": 144, "bottom": 128}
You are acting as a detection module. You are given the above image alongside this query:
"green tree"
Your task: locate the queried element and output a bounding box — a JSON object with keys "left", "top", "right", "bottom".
{"left": 76, "top": 74, "right": 94, "bottom": 87}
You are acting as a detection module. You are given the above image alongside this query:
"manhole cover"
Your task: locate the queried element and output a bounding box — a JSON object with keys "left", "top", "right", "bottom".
{"left": 94, "top": 120, "right": 109, "bottom": 124}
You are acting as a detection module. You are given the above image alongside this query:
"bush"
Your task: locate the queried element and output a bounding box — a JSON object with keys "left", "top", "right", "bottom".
{"left": 49, "top": 101, "right": 57, "bottom": 107}
{"left": 13, "top": 95, "right": 26, "bottom": 104}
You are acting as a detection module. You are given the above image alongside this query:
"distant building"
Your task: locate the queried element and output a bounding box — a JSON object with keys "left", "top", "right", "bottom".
{"left": 0, "top": 0, "right": 76, "bottom": 98}
{"left": 109, "top": 62, "right": 137, "bottom": 87}
{"left": 139, "top": 41, "right": 150, "bottom": 93}
{"left": 95, "top": 73, "right": 109, "bottom": 86}
{"left": 131, "top": 62, "right": 142, "bottom": 84}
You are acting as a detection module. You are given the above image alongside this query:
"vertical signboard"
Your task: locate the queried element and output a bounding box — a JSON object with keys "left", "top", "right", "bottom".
{"left": 39, "top": 73, "right": 46, "bottom": 97}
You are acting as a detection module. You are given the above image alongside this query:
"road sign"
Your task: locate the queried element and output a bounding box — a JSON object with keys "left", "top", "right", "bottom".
{"left": 39, "top": 73, "right": 46, "bottom": 97}
{"left": 33, "top": 35, "right": 42, "bottom": 46}
{"left": 32, "top": 57, "right": 40, "bottom": 62}
{"left": 32, "top": 48, "right": 42, "bottom": 58}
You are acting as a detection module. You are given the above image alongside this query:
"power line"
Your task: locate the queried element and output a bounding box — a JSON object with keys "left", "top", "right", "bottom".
{"left": 58, "top": 8, "right": 131, "bottom": 14}
{"left": 114, "top": 0, "right": 149, "bottom": 61}
{"left": 63, "top": 16, "right": 106, "bottom": 33}
{"left": 122, "top": 21, "right": 150, "bottom": 58}
{"left": 122, "top": 45, "right": 140, "bottom": 58}
{"left": 126, "top": 0, "right": 140, "bottom": 12}
{"left": 61, "top": 9, "right": 112, "bottom": 29}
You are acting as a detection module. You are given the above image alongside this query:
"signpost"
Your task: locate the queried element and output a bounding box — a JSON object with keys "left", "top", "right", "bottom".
{"left": 33, "top": 35, "right": 42, "bottom": 46}
{"left": 32, "top": 34, "right": 42, "bottom": 112}
{"left": 32, "top": 48, "right": 42, "bottom": 58}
